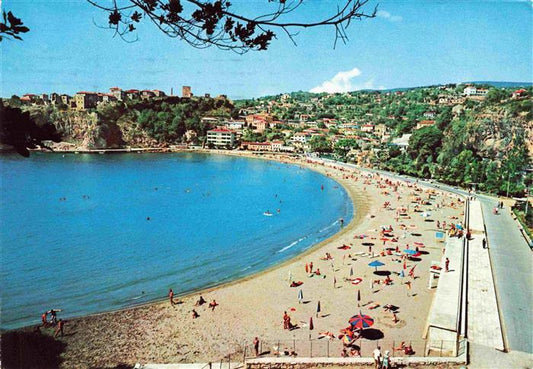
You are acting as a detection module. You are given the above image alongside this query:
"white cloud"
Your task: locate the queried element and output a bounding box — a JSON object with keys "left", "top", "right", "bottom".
{"left": 377, "top": 10, "right": 402, "bottom": 22}
{"left": 310, "top": 67, "right": 385, "bottom": 93}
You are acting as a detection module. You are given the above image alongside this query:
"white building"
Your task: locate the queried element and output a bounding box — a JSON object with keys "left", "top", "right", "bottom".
{"left": 464, "top": 86, "right": 488, "bottom": 97}
{"left": 206, "top": 128, "right": 235, "bottom": 148}
{"left": 292, "top": 132, "right": 310, "bottom": 143}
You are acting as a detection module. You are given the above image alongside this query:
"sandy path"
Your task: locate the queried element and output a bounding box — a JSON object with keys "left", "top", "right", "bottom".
{"left": 21, "top": 154, "right": 463, "bottom": 368}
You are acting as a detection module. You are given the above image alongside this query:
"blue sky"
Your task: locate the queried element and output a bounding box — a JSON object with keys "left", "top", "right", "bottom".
{"left": 1, "top": 0, "right": 532, "bottom": 99}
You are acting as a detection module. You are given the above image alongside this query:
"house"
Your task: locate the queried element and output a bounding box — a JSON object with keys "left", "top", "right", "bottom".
{"left": 374, "top": 124, "right": 387, "bottom": 137}
{"left": 392, "top": 134, "right": 412, "bottom": 149}
{"left": 98, "top": 93, "right": 117, "bottom": 104}
{"left": 361, "top": 124, "right": 375, "bottom": 133}
{"left": 245, "top": 113, "right": 273, "bottom": 125}
{"left": 254, "top": 119, "right": 270, "bottom": 133}
{"left": 125, "top": 89, "right": 140, "bottom": 100}
{"left": 240, "top": 142, "right": 272, "bottom": 151}
{"left": 141, "top": 90, "right": 156, "bottom": 100}
{"left": 19, "top": 96, "right": 32, "bottom": 104}
{"left": 423, "top": 111, "right": 437, "bottom": 119}
{"left": 464, "top": 86, "right": 488, "bottom": 97}
{"left": 22, "top": 94, "right": 38, "bottom": 102}
{"left": 60, "top": 94, "right": 72, "bottom": 106}
{"left": 152, "top": 89, "right": 166, "bottom": 97}
{"left": 182, "top": 86, "right": 192, "bottom": 98}
{"left": 206, "top": 128, "right": 235, "bottom": 148}
{"left": 74, "top": 92, "right": 99, "bottom": 110}
{"left": 292, "top": 132, "right": 310, "bottom": 144}
{"left": 40, "top": 94, "right": 49, "bottom": 104}
{"left": 109, "top": 87, "right": 125, "bottom": 101}
{"left": 49, "top": 93, "right": 61, "bottom": 105}
{"left": 224, "top": 120, "right": 245, "bottom": 130}
{"left": 271, "top": 141, "right": 283, "bottom": 151}
{"left": 512, "top": 89, "right": 528, "bottom": 99}
{"left": 416, "top": 120, "right": 436, "bottom": 129}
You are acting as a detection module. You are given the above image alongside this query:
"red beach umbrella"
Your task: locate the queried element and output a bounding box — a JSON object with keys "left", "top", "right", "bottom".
{"left": 349, "top": 312, "right": 374, "bottom": 329}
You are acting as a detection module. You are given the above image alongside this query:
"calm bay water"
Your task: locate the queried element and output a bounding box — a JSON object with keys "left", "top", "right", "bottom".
{"left": 0, "top": 153, "right": 352, "bottom": 329}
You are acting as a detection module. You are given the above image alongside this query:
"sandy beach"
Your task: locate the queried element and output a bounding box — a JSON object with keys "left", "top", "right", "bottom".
{"left": 6, "top": 154, "right": 464, "bottom": 368}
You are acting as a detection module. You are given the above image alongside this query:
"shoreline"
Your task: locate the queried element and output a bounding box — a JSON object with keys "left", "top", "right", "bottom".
{"left": 4, "top": 151, "right": 463, "bottom": 368}
{"left": 2, "top": 151, "right": 364, "bottom": 332}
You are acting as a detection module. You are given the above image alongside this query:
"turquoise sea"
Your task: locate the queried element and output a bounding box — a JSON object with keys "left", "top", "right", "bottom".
{"left": 0, "top": 153, "right": 352, "bottom": 329}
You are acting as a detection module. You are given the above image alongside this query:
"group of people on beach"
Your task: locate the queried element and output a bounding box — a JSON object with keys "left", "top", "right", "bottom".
{"left": 40, "top": 309, "right": 65, "bottom": 338}
{"left": 168, "top": 289, "right": 219, "bottom": 319}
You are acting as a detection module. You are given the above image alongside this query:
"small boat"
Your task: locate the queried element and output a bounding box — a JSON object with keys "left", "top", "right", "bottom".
{"left": 263, "top": 211, "right": 273, "bottom": 216}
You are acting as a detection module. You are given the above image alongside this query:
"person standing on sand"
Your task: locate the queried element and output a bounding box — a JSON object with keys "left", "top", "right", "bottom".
{"left": 482, "top": 238, "right": 487, "bottom": 249}
{"left": 54, "top": 319, "right": 65, "bottom": 338}
{"left": 253, "top": 337, "right": 260, "bottom": 356}
{"left": 445, "top": 258, "right": 450, "bottom": 272}
{"left": 372, "top": 346, "right": 381, "bottom": 368}
{"left": 283, "top": 311, "right": 290, "bottom": 329}
{"left": 169, "top": 289, "right": 175, "bottom": 305}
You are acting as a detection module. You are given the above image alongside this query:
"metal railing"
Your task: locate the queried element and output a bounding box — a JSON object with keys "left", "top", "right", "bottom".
{"left": 240, "top": 338, "right": 460, "bottom": 360}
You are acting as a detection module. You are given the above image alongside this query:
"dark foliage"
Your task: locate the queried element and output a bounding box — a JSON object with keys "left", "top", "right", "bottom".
{"left": 0, "top": 11, "right": 29, "bottom": 41}
{"left": 1, "top": 329, "right": 67, "bottom": 369}
{"left": 88, "top": 0, "right": 376, "bottom": 53}
{"left": 0, "top": 101, "right": 61, "bottom": 157}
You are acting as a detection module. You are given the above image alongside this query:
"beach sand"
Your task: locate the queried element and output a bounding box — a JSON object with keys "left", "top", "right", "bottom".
{"left": 8, "top": 154, "right": 464, "bottom": 368}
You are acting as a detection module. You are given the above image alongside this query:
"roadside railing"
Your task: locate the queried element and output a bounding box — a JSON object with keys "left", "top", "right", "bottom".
{"left": 240, "top": 338, "right": 459, "bottom": 360}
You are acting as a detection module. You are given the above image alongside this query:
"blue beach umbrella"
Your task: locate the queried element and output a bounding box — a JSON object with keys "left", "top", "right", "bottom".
{"left": 368, "top": 260, "right": 385, "bottom": 272}
{"left": 404, "top": 249, "right": 417, "bottom": 255}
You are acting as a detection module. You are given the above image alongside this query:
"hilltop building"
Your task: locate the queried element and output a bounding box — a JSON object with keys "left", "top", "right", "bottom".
{"left": 182, "top": 86, "right": 192, "bottom": 98}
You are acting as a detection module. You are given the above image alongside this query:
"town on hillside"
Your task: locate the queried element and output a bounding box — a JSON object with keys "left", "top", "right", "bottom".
{"left": 3, "top": 83, "right": 531, "bottom": 196}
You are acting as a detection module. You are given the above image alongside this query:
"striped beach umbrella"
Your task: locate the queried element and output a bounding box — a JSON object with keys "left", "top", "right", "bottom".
{"left": 349, "top": 312, "right": 374, "bottom": 329}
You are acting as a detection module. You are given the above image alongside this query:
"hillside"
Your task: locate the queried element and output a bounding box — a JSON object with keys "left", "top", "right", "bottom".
{"left": 2, "top": 83, "right": 531, "bottom": 196}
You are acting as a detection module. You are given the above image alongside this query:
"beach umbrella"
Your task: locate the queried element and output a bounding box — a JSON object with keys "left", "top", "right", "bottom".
{"left": 350, "top": 267, "right": 354, "bottom": 276}
{"left": 420, "top": 212, "right": 431, "bottom": 217}
{"left": 404, "top": 249, "right": 417, "bottom": 255}
{"left": 316, "top": 301, "right": 321, "bottom": 317}
{"left": 298, "top": 289, "right": 303, "bottom": 303}
{"left": 342, "top": 334, "right": 353, "bottom": 344}
{"left": 349, "top": 312, "right": 374, "bottom": 329}
{"left": 368, "top": 260, "right": 385, "bottom": 272}
{"left": 309, "top": 316, "right": 314, "bottom": 330}
{"left": 357, "top": 289, "right": 361, "bottom": 307}
{"left": 399, "top": 269, "right": 405, "bottom": 278}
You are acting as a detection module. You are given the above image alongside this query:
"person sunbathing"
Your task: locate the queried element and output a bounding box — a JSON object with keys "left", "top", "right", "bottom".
{"left": 209, "top": 300, "right": 218, "bottom": 311}
{"left": 290, "top": 281, "right": 303, "bottom": 287}
{"left": 195, "top": 296, "right": 206, "bottom": 306}
{"left": 394, "top": 341, "right": 406, "bottom": 351}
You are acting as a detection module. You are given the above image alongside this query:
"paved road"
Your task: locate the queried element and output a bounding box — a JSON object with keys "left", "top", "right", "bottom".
{"left": 477, "top": 195, "right": 532, "bottom": 354}
{"left": 316, "top": 158, "right": 533, "bottom": 353}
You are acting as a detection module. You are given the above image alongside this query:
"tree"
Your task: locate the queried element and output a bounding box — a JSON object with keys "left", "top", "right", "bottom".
{"left": 309, "top": 135, "right": 332, "bottom": 153}
{"left": 0, "top": 11, "right": 29, "bottom": 41}
{"left": 334, "top": 138, "right": 358, "bottom": 158}
{"left": 88, "top": 0, "right": 376, "bottom": 53}
{"left": 0, "top": 101, "right": 61, "bottom": 156}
